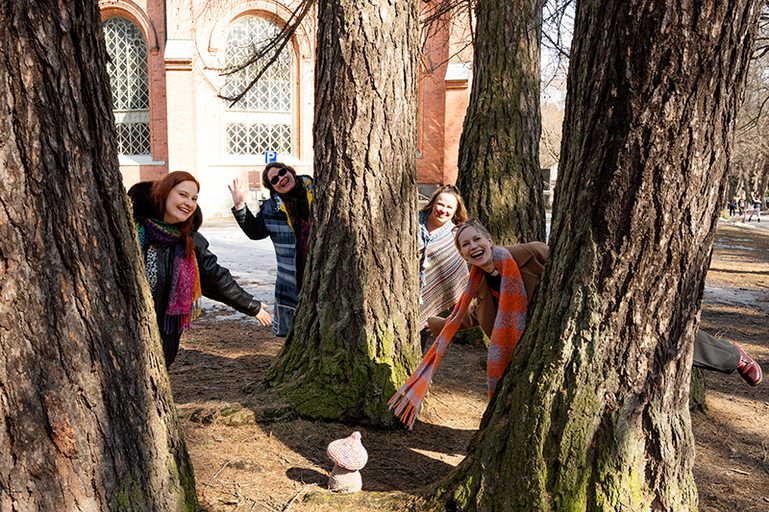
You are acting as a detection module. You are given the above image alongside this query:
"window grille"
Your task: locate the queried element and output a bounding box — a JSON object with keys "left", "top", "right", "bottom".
{"left": 104, "top": 17, "right": 151, "bottom": 156}
{"left": 223, "top": 17, "right": 293, "bottom": 155}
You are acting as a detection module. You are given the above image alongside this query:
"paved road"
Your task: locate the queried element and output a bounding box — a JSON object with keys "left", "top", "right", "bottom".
{"left": 723, "top": 213, "right": 769, "bottom": 231}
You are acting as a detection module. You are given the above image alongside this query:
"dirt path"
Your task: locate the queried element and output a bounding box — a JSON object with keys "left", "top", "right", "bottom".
{"left": 171, "top": 221, "right": 769, "bottom": 511}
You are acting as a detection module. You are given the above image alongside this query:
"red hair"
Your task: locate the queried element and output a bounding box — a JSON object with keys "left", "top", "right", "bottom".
{"left": 151, "top": 171, "right": 201, "bottom": 256}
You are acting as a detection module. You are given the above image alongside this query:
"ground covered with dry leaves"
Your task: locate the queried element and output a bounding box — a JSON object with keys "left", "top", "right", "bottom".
{"left": 170, "top": 221, "right": 769, "bottom": 511}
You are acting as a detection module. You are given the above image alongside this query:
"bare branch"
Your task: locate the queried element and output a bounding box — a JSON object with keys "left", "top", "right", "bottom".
{"left": 214, "top": 0, "right": 316, "bottom": 107}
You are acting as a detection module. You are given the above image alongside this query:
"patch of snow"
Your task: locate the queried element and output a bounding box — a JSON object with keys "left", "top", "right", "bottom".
{"left": 197, "top": 221, "right": 278, "bottom": 321}
{"left": 712, "top": 242, "right": 760, "bottom": 251}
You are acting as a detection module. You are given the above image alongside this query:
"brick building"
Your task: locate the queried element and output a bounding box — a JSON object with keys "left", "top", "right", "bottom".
{"left": 99, "top": 0, "right": 472, "bottom": 216}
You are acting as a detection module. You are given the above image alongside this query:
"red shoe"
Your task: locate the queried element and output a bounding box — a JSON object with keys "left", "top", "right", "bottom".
{"left": 736, "top": 344, "right": 762, "bottom": 386}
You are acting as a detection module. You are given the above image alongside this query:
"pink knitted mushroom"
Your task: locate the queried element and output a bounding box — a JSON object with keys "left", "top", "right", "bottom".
{"left": 326, "top": 431, "right": 368, "bottom": 492}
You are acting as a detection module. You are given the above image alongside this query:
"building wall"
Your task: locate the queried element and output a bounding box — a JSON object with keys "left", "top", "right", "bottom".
{"left": 100, "top": 0, "right": 470, "bottom": 216}
{"left": 443, "top": 76, "right": 470, "bottom": 186}
{"left": 100, "top": 0, "right": 170, "bottom": 185}
{"left": 417, "top": 24, "right": 449, "bottom": 187}
{"left": 416, "top": 5, "right": 473, "bottom": 193}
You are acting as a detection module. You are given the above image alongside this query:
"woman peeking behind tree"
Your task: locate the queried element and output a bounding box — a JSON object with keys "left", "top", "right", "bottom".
{"left": 128, "top": 171, "right": 270, "bottom": 367}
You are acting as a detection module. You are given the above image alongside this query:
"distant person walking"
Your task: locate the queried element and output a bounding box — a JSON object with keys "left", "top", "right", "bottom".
{"left": 728, "top": 197, "right": 737, "bottom": 217}
{"left": 747, "top": 194, "right": 761, "bottom": 222}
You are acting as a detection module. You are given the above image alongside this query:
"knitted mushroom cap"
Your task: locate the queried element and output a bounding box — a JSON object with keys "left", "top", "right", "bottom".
{"left": 327, "top": 431, "right": 368, "bottom": 470}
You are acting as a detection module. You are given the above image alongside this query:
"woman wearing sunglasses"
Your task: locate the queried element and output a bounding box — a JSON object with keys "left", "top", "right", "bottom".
{"left": 391, "top": 219, "right": 761, "bottom": 429}
{"left": 230, "top": 163, "right": 313, "bottom": 317}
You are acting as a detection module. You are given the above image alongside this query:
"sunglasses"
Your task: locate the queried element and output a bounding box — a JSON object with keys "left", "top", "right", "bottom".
{"left": 269, "top": 167, "right": 288, "bottom": 186}
{"left": 451, "top": 217, "right": 480, "bottom": 233}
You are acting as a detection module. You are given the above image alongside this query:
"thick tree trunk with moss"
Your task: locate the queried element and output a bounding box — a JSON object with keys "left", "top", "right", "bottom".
{"left": 455, "top": 0, "right": 545, "bottom": 245}
{"left": 429, "top": 0, "right": 760, "bottom": 510}
{"left": 0, "top": 2, "right": 196, "bottom": 510}
{"left": 264, "top": 0, "right": 420, "bottom": 425}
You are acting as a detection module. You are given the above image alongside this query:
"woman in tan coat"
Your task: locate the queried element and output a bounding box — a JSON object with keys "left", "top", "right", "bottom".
{"left": 393, "top": 220, "right": 760, "bottom": 429}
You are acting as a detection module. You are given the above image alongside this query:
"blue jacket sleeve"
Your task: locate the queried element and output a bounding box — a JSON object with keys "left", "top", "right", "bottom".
{"left": 232, "top": 202, "right": 270, "bottom": 240}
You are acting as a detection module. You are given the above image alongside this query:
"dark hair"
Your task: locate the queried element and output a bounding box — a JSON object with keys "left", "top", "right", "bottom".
{"left": 421, "top": 184, "right": 469, "bottom": 224}
{"left": 261, "top": 162, "right": 297, "bottom": 193}
{"left": 151, "top": 171, "right": 201, "bottom": 256}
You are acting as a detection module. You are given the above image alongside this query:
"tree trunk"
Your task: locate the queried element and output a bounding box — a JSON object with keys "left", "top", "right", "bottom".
{"left": 265, "top": 0, "right": 420, "bottom": 425}
{"left": 0, "top": 2, "right": 196, "bottom": 510}
{"left": 689, "top": 368, "right": 708, "bottom": 413}
{"left": 455, "top": 0, "right": 545, "bottom": 245}
{"left": 756, "top": 157, "right": 769, "bottom": 205}
{"left": 430, "top": 0, "right": 760, "bottom": 510}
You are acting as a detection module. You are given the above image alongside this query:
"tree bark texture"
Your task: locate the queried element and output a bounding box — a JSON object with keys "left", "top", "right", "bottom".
{"left": 0, "top": 2, "right": 196, "bottom": 510}
{"left": 689, "top": 368, "right": 707, "bottom": 413}
{"left": 265, "top": 0, "right": 420, "bottom": 425}
{"left": 431, "top": 0, "right": 760, "bottom": 510}
{"left": 455, "top": 0, "right": 545, "bottom": 245}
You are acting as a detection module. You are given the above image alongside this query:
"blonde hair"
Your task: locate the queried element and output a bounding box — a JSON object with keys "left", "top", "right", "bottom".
{"left": 453, "top": 219, "right": 492, "bottom": 253}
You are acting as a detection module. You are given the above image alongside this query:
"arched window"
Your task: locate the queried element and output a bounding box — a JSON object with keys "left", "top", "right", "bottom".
{"left": 222, "top": 17, "right": 293, "bottom": 156}
{"left": 103, "top": 17, "right": 151, "bottom": 156}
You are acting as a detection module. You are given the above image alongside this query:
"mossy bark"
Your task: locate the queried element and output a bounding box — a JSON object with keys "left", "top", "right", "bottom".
{"left": 0, "top": 1, "right": 196, "bottom": 509}
{"left": 689, "top": 368, "right": 708, "bottom": 413}
{"left": 455, "top": 0, "right": 545, "bottom": 245}
{"left": 428, "top": 0, "right": 760, "bottom": 510}
{"left": 265, "top": 0, "right": 421, "bottom": 425}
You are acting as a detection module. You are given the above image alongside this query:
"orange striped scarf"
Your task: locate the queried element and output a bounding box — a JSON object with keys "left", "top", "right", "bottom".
{"left": 389, "top": 246, "right": 527, "bottom": 429}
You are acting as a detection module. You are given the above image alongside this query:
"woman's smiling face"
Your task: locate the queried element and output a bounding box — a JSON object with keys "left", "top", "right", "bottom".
{"left": 163, "top": 180, "right": 199, "bottom": 225}
{"left": 456, "top": 226, "right": 494, "bottom": 271}
{"left": 268, "top": 166, "right": 296, "bottom": 194}
{"left": 429, "top": 193, "right": 459, "bottom": 228}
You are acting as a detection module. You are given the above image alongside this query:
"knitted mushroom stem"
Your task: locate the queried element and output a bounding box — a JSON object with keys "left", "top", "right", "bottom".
{"left": 328, "top": 464, "right": 361, "bottom": 493}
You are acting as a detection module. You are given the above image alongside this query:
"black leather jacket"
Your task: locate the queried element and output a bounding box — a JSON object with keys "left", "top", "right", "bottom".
{"left": 128, "top": 182, "right": 261, "bottom": 325}
{"left": 193, "top": 232, "right": 260, "bottom": 314}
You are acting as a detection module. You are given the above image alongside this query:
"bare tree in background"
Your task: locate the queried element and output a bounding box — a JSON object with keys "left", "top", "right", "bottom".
{"left": 539, "top": 0, "right": 573, "bottom": 207}
{"left": 419, "top": 0, "right": 474, "bottom": 74}
{"left": 731, "top": 6, "right": 769, "bottom": 207}
{"left": 540, "top": 103, "right": 564, "bottom": 171}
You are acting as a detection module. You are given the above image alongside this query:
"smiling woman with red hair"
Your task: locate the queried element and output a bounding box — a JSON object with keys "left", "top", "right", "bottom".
{"left": 128, "top": 171, "right": 271, "bottom": 367}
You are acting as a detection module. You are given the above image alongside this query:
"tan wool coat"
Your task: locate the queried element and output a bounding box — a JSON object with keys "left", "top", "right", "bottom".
{"left": 427, "top": 242, "right": 549, "bottom": 338}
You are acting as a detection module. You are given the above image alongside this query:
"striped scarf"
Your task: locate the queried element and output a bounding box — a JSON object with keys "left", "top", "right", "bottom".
{"left": 389, "top": 246, "right": 527, "bottom": 429}
{"left": 137, "top": 219, "right": 202, "bottom": 334}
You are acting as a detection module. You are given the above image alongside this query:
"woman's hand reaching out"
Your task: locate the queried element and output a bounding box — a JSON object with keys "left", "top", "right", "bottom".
{"left": 255, "top": 304, "right": 272, "bottom": 326}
